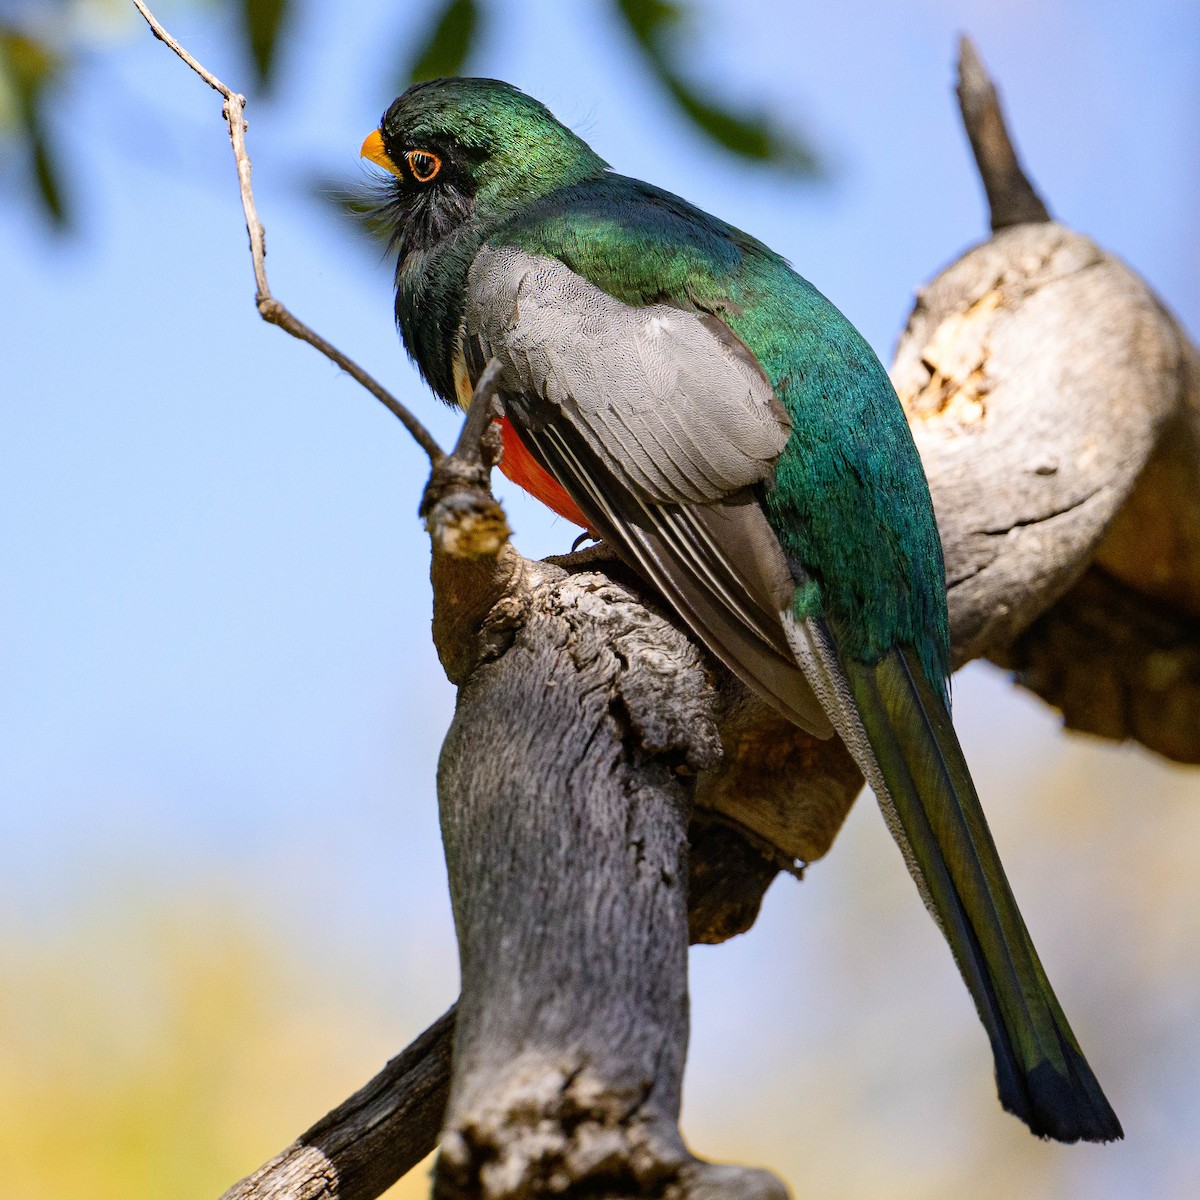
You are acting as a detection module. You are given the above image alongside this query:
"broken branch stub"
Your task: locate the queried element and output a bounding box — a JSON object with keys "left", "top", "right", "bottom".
{"left": 955, "top": 34, "right": 1051, "bottom": 231}
{"left": 893, "top": 220, "right": 1185, "bottom": 661}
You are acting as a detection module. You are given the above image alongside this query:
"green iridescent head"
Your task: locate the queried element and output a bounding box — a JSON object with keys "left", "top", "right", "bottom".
{"left": 362, "top": 78, "right": 607, "bottom": 250}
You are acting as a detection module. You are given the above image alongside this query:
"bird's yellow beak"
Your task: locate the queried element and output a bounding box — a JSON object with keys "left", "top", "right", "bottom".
{"left": 360, "top": 129, "right": 400, "bottom": 176}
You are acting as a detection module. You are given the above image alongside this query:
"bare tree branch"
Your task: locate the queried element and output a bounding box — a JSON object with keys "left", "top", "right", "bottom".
{"left": 211, "top": 812, "right": 792, "bottom": 1200}
{"left": 126, "top": 7, "right": 1200, "bottom": 1197}
{"left": 129, "top": 0, "right": 445, "bottom": 464}
{"left": 220, "top": 50, "right": 1200, "bottom": 1198}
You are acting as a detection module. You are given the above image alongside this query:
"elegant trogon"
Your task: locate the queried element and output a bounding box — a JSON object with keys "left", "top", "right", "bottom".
{"left": 361, "top": 77, "right": 1121, "bottom": 1143}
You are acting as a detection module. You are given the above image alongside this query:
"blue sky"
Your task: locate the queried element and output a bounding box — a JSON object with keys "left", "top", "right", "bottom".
{"left": 2, "top": 2, "right": 1199, "bottom": 1197}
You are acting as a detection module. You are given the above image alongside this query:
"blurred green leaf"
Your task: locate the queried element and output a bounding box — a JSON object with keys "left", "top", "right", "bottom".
{"left": 613, "top": 0, "right": 819, "bottom": 175}
{"left": 239, "top": 0, "right": 291, "bottom": 91}
{"left": 404, "top": 0, "right": 479, "bottom": 87}
{"left": 665, "top": 75, "right": 818, "bottom": 172}
{"left": 1, "top": 27, "right": 69, "bottom": 226}
{"left": 28, "top": 116, "right": 66, "bottom": 224}
{"left": 614, "top": 0, "right": 685, "bottom": 44}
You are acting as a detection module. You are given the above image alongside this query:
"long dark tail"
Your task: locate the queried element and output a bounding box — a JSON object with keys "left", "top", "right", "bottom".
{"left": 786, "top": 617, "right": 1122, "bottom": 1143}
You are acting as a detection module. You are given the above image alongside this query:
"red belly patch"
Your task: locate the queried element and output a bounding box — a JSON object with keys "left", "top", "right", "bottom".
{"left": 495, "top": 417, "right": 590, "bottom": 531}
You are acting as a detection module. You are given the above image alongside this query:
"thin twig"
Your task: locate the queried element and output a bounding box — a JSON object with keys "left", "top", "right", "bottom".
{"left": 420, "top": 358, "right": 507, "bottom": 522}
{"left": 419, "top": 359, "right": 511, "bottom": 559}
{"left": 956, "top": 36, "right": 1051, "bottom": 231}
{"left": 450, "top": 359, "right": 505, "bottom": 465}
{"left": 130, "top": 0, "right": 232, "bottom": 95}
{"left": 130, "top": 0, "right": 445, "bottom": 464}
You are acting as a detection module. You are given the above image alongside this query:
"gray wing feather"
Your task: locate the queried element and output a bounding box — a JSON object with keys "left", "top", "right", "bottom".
{"left": 466, "top": 247, "right": 791, "bottom": 503}
{"left": 526, "top": 420, "right": 832, "bottom": 736}
{"left": 465, "top": 245, "right": 829, "bottom": 736}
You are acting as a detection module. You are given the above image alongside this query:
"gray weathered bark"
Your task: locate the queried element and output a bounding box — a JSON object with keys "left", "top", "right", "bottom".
{"left": 434, "top": 560, "right": 784, "bottom": 1200}
{"left": 221, "top": 36, "right": 1200, "bottom": 1200}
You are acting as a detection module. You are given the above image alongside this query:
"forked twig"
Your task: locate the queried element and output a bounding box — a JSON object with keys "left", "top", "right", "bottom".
{"left": 449, "top": 359, "right": 505, "bottom": 466}
{"left": 130, "top": 0, "right": 445, "bottom": 464}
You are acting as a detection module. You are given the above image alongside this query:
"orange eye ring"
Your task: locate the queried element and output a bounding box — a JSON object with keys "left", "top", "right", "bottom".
{"left": 406, "top": 149, "right": 442, "bottom": 183}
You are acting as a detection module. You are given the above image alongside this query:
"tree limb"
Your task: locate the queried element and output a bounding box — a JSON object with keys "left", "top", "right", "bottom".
{"left": 899, "top": 41, "right": 1200, "bottom": 753}
{"left": 214, "top": 811, "right": 791, "bottom": 1200}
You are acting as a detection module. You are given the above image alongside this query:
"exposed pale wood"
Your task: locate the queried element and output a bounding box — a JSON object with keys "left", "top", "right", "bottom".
{"left": 893, "top": 221, "right": 1185, "bottom": 665}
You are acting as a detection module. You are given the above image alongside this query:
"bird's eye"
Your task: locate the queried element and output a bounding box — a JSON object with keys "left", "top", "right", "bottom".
{"left": 406, "top": 149, "right": 442, "bottom": 183}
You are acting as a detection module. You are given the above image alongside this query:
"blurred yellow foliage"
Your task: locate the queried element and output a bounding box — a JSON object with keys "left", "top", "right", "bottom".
{"left": 0, "top": 895, "right": 435, "bottom": 1200}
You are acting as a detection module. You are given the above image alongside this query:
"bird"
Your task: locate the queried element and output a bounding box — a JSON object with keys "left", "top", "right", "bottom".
{"left": 360, "top": 77, "right": 1121, "bottom": 1144}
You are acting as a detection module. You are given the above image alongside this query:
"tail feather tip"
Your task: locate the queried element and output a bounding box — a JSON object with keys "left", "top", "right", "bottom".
{"left": 1002, "top": 1058, "right": 1123, "bottom": 1144}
